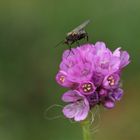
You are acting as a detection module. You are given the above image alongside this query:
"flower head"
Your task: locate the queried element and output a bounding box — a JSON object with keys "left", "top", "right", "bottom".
{"left": 56, "top": 42, "right": 130, "bottom": 121}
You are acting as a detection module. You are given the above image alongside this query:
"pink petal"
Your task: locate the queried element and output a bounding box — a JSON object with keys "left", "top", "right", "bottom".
{"left": 62, "top": 96, "right": 90, "bottom": 121}
{"left": 62, "top": 103, "right": 78, "bottom": 118}
{"left": 104, "top": 100, "right": 115, "bottom": 109}
{"left": 74, "top": 99, "right": 89, "bottom": 121}
{"left": 62, "top": 90, "right": 83, "bottom": 103}
{"left": 113, "top": 47, "right": 121, "bottom": 57}
{"left": 95, "top": 42, "right": 106, "bottom": 50}
{"left": 109, "top": 57, "right": 120, "bottom": 73}
{"left": 120, "top": 51, "right": 130, "bottom": 68}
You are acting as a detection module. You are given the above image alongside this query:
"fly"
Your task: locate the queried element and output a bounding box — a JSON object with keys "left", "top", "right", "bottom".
{"left": 56, "top": 20, "right": 90, "bottom": 50}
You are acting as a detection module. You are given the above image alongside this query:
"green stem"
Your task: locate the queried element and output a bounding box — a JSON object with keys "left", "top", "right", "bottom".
{"left": 81, "top": 106, "right": 100, "bottom": 140}
{"left": 81, "top": 117, "right": 93, "bottom": 140}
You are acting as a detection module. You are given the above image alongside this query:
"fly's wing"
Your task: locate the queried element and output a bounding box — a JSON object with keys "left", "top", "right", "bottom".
{"left": 67, "top": 20, "right": 90, "bottom": 35}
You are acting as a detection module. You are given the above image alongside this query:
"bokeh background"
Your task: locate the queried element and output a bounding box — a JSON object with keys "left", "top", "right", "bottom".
{"left": 0, "top": 0, "right": 140, "bottom": 140}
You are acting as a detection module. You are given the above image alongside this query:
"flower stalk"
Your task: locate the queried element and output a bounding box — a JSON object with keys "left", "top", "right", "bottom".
{"left": 81, "top": 114, "right": 93, "bottom": 140}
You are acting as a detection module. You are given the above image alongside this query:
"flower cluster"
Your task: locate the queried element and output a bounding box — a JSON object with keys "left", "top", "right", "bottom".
{"left": 56, "top": 42, "right": 130, "bottom": 121}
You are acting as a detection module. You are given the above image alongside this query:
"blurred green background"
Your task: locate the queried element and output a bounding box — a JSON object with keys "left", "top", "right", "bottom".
{"left": 0, "top": 0, "right": 140, "bottom": 140}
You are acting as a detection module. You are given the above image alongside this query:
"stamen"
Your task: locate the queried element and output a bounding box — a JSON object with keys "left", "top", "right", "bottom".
{"left": 81, "top": 83, "right": 94, "bottom": 93}
{"left": 107, "top": 76, "right": 115, "bottom": 86}
{"left": 59, "top": 76, "right": 65, "bottom": 83}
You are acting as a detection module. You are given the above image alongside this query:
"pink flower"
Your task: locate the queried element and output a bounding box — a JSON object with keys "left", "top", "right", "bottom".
{"left": 78, "top": 81, "right": 96, "bottom": 95}
{"left": 113, "top": 48, "right": 130, "bottom": 69}
{"left": 102, "top": 73, "right": 120, "bottom": 89}
{"left": 56, "top": 71, "right": 74, "bottom": 88}
{"left": 62, "top": 90, "right": 89, "bottom": 121}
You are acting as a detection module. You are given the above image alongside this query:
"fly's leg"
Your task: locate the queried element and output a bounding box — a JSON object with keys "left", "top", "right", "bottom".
{"left": 86, "top": 35, "right": 89, "bottom": 41}
{"left": 67, "top": 44, "right": 74, "bottom": 58}
{"left": 86, "top": 33, "right": 89, "bottom": 42}
{"left": 69, "top": 41, "right": 75, "bottom": 54}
